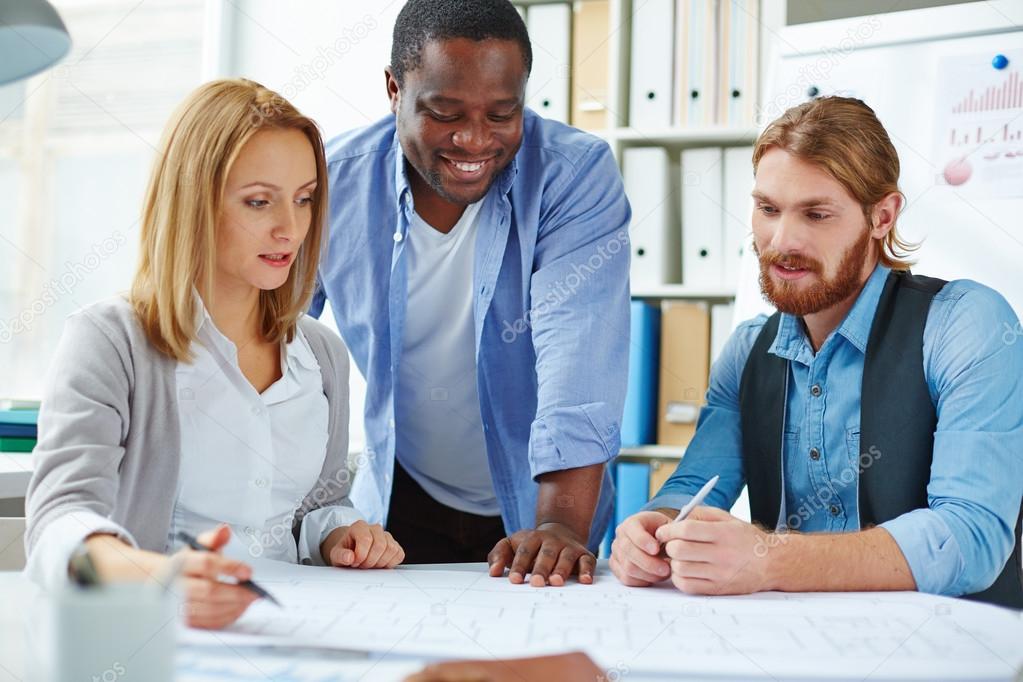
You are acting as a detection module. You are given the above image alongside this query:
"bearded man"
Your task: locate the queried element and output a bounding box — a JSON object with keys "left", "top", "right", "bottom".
{"left": 609, "top": 96, "right": 1023, "bottom": 608}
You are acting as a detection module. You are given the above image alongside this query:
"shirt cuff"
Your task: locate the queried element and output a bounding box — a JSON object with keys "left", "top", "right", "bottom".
{"left": 641, "top": 493, "right": 693, "bottom": 516}
{"left": 297, "top": 504, "right": 364, "bottom": 567}
{"left": 880, "top": 508, "right": 966, "bottom": 596}
{"left": 528, "top": 404, "right": 617, "bottom": 480}
{"left": 25, "top": 510, "right": 137, "bottom": 591}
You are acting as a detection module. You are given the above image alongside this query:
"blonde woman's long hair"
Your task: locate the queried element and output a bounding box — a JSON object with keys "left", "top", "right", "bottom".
{"left": 131, "top": 78, "right": 328, "bottom": 361}
{"left": 752, "top": 96, "right": 919, "bottom": 271}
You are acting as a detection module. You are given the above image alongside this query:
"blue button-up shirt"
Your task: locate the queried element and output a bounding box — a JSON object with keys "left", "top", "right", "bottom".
{"left": 646, "top": 264, "right": 1023, "bottom": 596}
{"left": 311, "top": 110, "right": 631, "bottom": 549}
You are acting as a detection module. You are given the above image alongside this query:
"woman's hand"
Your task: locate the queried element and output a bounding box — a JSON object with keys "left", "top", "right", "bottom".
{"left": 320, "top": 520, "right": 405, "bottom": 569}
{"left": 177, "top": 525, "right": 259, "bottom": 629}
{"left": 85, "top": 524, "right": 258, "bottom": 630}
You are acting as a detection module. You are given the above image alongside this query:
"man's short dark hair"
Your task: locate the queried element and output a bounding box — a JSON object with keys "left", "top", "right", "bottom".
{"left": 390, "top": 0, "right": 533, "bottom": 86}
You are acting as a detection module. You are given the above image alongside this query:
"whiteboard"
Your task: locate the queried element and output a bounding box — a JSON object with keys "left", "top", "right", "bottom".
{"left": 735, "top": 0, "right": 1023, "bottom": 325}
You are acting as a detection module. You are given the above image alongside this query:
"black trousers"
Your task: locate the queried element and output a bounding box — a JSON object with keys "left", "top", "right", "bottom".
{"left": 386, "top": 460, "right": 506, "bottom": 564}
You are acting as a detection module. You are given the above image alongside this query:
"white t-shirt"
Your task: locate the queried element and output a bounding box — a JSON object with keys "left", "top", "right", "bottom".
{"left": 394, "top": 201, "right": 499, "bottom": 516}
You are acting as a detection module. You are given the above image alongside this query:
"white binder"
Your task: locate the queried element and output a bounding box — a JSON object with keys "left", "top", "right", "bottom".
{"left": 676, "top": 0, "right": 720, "bottom": 126}
{"left": 718, "top": 0, "right": 759, "bottom": 126}
{"left": 623, "top": 147, "right": 679, "bottom": 288}
{"left": 681, "top": 146, "right": 724, "bottom": 288}
{"left": 629, "top": 0, "right": 675, "bottom": 130}
{"left": 722, "top": 145, "right": 754, "bottom": 291}
{"left": 526, "top": 3, "right": 571, "bottom": 123}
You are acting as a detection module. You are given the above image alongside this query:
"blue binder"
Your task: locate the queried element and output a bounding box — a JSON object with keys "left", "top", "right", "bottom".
{"left": 0, "top": 423, "right": 35, "bottom": 438}
{"left": 614, "top": 461, "right": 652, "bottom": 529}
{"left": 620, "top": 301, "right": 660, "bottom": 446}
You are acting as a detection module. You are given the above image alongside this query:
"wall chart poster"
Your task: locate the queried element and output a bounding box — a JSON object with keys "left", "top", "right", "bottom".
{"left": 933, "top": 49, "right": 1023, "bottom": 198}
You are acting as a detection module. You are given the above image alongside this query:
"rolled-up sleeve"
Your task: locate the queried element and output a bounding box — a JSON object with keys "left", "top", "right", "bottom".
{"left": 642, "top": 318, "right": 763, "bottom": 514}
{"left": 881, "top": 283, "right": 1023, "bottom": 596}
{"left": 526, "top": 140, "right": 632, "bottom": 479}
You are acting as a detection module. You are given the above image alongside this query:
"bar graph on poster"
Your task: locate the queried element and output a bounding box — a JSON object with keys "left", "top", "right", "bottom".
{"left": 934, "top": 49, "right": 1023, "bottom": 198}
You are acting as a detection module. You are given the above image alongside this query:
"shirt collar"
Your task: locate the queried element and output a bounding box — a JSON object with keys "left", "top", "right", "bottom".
{"left": 284, "top": 321, "right": 320, "bottom": 373}
{"left": 769, "top": 263, "right": 891, "bottom": 361}
{"left": 191, "top": 289, "right": 319, "bottom": 373}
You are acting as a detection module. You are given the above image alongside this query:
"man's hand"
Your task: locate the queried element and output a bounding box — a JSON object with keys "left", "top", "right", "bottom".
{"left": 654, "top": 505, "right": 774, "bottom": 595}
{"left": 487, "top": 522, "right": 595, "bottom": 587}
{"left": 608, "top": 510, "right": 675, "bottom": 586}
{"left": 405, "top": 652, "right": 602, "bottom": 682}
{"left": 321, "top": 520, "right": 405, "bottom": 569}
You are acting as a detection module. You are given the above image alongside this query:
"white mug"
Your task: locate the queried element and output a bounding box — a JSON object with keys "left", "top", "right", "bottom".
{"left": 30, "top": 582, "right": 180, "bottom": 682}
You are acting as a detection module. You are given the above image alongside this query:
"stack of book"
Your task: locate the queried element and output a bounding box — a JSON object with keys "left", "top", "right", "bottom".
{"left": 0, "top": 401, "right": 40, "bottom": 453}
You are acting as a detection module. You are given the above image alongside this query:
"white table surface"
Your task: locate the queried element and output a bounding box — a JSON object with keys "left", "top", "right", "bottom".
{"left": 4, "top": 564, "right": 1021, "bottom": 682}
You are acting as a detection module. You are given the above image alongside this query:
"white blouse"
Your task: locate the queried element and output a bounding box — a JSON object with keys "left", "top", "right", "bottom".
{"left": 170, "top": 304, "right": 361, "bottom": 564}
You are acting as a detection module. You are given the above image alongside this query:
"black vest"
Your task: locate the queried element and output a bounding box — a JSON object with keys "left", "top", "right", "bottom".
{"left": 738, "top": 271, "right": 1023, "bottom": 609}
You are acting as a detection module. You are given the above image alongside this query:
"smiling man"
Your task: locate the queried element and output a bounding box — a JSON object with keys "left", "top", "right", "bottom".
{"left": 311, "top": 0, "right": 630, "bottom": 585}
{"left": 610, "top": 96, "right": 1023, "bottom": 608}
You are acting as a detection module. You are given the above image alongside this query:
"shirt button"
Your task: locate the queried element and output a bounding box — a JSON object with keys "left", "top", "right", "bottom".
{"left": 393, "top": 232, "right": 403, "bottom": 242}
{"left": 809, "top": 447, "right": 821, "bottom": 461}
{"left": 388, "top": 418, "right": 395, "bottom": 429}
{"left": 810, "top": 384, "right": 822, "bottom": 397}
{"left": 830, "top": 505, "right": 840, "bottom": 516}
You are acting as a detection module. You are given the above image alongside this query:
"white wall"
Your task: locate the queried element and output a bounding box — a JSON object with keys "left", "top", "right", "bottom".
{"left": 212, "top": 0, "right": 401, "bottom": 140}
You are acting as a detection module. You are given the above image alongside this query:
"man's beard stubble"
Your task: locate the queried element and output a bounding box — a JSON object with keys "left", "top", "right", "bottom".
{"left": 756, "top": 228, "right": 873, "bottom": 317}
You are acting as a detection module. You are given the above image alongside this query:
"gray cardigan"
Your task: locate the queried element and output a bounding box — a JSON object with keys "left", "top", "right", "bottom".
{"left": 24, "top": 296, "right": 353, "bottom": 560}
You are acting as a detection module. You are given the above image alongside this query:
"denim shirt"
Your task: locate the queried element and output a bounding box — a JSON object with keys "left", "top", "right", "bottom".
{"left": 311, "top": 110, "right": 631, "bottom": 548}
{"left": 646, "top": 264, "right": 1023, "bottom": 596}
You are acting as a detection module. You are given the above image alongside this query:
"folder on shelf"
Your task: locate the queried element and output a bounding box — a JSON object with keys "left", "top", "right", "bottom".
{"left": 0, "top": 423, "right": 35, "bottom": 438}
{"left": 629, "top": 0, "right": 675, "bottom": 130}
{"left": 614, "top": 461, "right": 652, "bottom": 528}
{"left": 571, "top": 0, "right": 611, "bottom": 130}
{"left": 675, "top": 0, "right": 719, "bottom": 126}
{"left": 649, "top": 457, "right": 682, "bottom": 501}
{"left": 0, "top": 409, "right": 39, "bottom": 425}
{"left": 717, "top": 0, "right": 759, "bottom": 126}
{"left": 722, "top": 145, "right": 754, "bottom": 290}
{"left": 624, "top": 146, "right": 679, "bottom": 288}
{"left": 710, "top": 301, "right": 735, "bottom": 365}
{"left": 681, "top": 146, "right": 724, "bottom": 288}
{"left": 657, "top": 301, "right": 710, "bottom": 446}
{"left": 622, "top": 301, "right": 661, "bottom": 447}
{"left": 0, "top": 437, "right": 35, "bottom": 453}
{"left": 526, "top": 3, "right": 571, "bottom": 123}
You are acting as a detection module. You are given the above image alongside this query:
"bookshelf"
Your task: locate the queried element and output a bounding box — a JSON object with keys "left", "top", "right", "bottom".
{"left": 514, "top": 1, "right": 779, "bottom": 541}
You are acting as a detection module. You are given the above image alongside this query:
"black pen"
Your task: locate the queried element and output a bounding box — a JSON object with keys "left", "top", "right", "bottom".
{"left": 175, "top": 531, "right": 282, "bottom": 607}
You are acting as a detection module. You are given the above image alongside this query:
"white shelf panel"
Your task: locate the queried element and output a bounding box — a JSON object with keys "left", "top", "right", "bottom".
{"left": 617, "top": 445, "right": 685, "bottom": 460}
{"left": 612, "top": 126, "right": 760, "bottom": 146}
{"left": 630, "top": 285, "right": 736, "bottom": 300}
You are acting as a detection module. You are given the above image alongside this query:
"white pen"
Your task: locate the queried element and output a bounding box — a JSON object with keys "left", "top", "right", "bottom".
{"left": 672, "top": 475, "right": 720, "bottom": 522}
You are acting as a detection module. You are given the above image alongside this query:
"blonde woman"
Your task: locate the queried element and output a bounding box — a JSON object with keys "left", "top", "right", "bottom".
{"left": 25, "top": 79, "right": 404, "bottom": 629}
